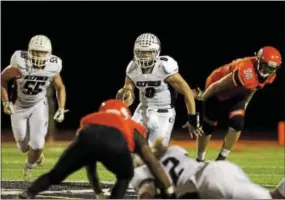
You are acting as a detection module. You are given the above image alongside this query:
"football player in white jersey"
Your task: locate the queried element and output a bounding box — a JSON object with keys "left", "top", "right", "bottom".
{"left": 132, "top": 140, "right": 202, "bottom": 199}
{"left": 1, "top": 35, "right": 67, "bottom": 181}
{"left": 132, "top": 138, "right": 274, "bottom": 199}
{"left": 116, "top": 33, "right": 201, "bottom": 147}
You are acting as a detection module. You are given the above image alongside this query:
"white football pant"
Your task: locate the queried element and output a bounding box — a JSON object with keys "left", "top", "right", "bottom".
{"left": 132, "top": 103, "right": 176, "bottom": 147}
{"left": 11, "top": 98, "right": 49, "bottom": 151}
{"left": 196, "top": 161, "right": 272, "bottom": 199}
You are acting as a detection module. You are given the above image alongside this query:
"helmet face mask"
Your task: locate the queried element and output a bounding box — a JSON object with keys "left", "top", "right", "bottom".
{"left": 257, "top": 60, "right": 278, "bottom": 77}
{"left": 28, "top": 50, "right": 50, "bottom": 67}
{"left": 133, "top": 33, "right": 161, "bottom": 68}
{"left": 134, "top": 50, "right": 159, "bottom": 68}
{"left": 28, "top": 35, "right": 52, "bottom": 68}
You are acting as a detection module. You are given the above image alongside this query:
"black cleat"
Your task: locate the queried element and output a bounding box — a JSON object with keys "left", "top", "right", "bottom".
{"left": 216, "top": 154, "right": 227, "bottom": 161}
{"left": 196, "top": 158, "right": 204, "bottom": 162}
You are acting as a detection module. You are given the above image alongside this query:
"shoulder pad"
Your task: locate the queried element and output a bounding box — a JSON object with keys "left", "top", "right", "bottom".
{"left": 160, "top": 56, "right": 179, "bottom": 75}
{"left": 10, "top": 50, "right": 26, "bottom": 69}
{"left": 169, "top": 145, "right": 188, "bottom": 155}
{"left": 126, "top": 60, "right": 137, "bottom": 75}
{"left": 48, "top": 55, "right": 63, "bottom": 73}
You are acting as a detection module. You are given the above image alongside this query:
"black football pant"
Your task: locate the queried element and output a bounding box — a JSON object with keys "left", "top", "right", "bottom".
{"left": 25, "top": 124, "right": 134, "bottom": 199}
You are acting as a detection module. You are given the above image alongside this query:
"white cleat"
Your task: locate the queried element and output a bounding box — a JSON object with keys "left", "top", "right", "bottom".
{"left": 23, "top": 165, "right": 32, "bottom": 182}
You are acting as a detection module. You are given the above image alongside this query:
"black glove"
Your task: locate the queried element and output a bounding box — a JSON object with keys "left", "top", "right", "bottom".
{"left": 188, "top": 113, "right": 201, "bottom": 129}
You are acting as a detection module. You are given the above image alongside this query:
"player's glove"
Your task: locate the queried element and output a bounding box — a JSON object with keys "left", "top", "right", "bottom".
{"left": 2, "top": 101, "right": 14, "bottom": 115}
{"left": 182, "top": 113, "right": 203, "bottom": 138}
{"left": 53, "top": 108, "right": 65, "bottom": 123}
{"left": 116, "top": 88, "right": 135, "bottom": 106}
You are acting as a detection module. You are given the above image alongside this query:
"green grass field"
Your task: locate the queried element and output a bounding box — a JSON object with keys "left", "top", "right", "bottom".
{"left": 1, "top": 141, "right": 284, "bottom": 189}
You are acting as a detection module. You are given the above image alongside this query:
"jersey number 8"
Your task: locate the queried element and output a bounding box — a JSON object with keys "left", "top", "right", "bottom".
{"left": 145, "top": 87, "right": 156, "bottom": 98}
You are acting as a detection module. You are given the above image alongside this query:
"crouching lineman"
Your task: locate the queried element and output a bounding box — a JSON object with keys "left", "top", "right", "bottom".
{"left": 1, "top": 35, "right": 67, "bottom": 181}
{"left": 116, "top": 33, "right": 201, "bottom": 148}
{"left": 132, "top": 138, "right": 274, "bottom": 199}
{"left": 18, "top": 99, "right": 175, "bottom": 199}
{"left": 193, "top": 46, "right": 282, "bottom": 161}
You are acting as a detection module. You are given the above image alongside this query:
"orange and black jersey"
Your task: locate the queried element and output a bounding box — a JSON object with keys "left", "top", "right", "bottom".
{"left": 205, "top": 57, "right": 276, "bottom": 100}
{"left": 77, "top": 111, "right": 146, "bottom": 153}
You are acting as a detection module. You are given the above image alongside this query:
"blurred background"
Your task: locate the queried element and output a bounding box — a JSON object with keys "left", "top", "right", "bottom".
{"left": 1, "top": 1, "right": 284, "bottom": 142}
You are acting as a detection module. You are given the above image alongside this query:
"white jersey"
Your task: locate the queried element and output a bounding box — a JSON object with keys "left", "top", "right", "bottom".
{"left": 132, "top": 146, "right": 204, "bottom": 197}
{"left": 126, "top": 56, "right": 178, "bottom": 108}
{"left": 10, "top": 50, "right": 62, "bottom": 107}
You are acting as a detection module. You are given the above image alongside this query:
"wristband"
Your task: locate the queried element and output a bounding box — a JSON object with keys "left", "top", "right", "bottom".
{"left": 188, "top": 113, "right": 200, "bottom": 128}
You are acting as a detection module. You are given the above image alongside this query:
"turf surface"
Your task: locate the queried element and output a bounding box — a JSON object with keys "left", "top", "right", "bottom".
{"left": 1, "top": 140, "right": 284, "bottom": 189}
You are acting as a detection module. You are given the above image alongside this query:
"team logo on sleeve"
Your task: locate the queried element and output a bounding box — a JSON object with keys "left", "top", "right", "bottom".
{"left": 243, "top": 68, "right": 253, "bottom": 80}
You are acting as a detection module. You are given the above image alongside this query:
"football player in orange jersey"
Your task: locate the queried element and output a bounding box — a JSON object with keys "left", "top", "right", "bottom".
{"left": 18, "top": 99, "right": 175, "bottom": 199}
{"left": 193, "top": 46, "right": 282, "bottom": 161}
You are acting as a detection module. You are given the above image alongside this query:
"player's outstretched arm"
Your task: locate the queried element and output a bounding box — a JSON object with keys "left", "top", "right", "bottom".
{"left": 166, "top": 73, "right": 196, "bottom": 115}
{"left": 52, "top": 74, "right": 66, "bottom": 123}
{"left": 85, "top": 164, "right": 105, "bottom": 199}
{"left": 116, "top": 76, "right": 135, "bottom": 106}
{"left": 166, "top": 73, "right": 203, "bottom": 138}
{"left": 202, "top": 72, "right": 236, "bottom": 100}
{"left": 53, "top": 73, "right": 66, "bottom": 110}
{"left": 134, "top": 130, "right": 175, "bottom": 198}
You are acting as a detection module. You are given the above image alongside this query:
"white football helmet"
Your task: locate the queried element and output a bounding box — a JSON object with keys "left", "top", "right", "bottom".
{"left": 28, "top": 35, "right": 52, "bottom": 67}
{"left": 133, "top": 33, "right": 161, "bottom": 68}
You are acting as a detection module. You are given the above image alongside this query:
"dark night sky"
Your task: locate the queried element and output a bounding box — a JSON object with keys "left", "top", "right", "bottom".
{"left": 1, "top": 1, "right": 284, "bottom": 131}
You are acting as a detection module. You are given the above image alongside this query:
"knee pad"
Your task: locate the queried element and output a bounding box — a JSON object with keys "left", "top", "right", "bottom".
{"left": 202, "top": 121, "right": 216, "bottom": 136}
{"left": 229, "top": 115, "right": 244, "bottom": 131}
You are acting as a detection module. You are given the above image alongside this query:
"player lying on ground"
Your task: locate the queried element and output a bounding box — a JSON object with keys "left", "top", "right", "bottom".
{"left": 116, "top": 33, "right": 201, "bottom": 147}
{"left": 132, "top": 137, "right": 277, "bottom": 199}
{"left": 192, "top": 46, "right": 282, "bottom": 161}
{"left": 18, "top": 99, "right": 175, "bottom": 199}
{"left": 1, "top": 35, "right": 67, "bottom": 181}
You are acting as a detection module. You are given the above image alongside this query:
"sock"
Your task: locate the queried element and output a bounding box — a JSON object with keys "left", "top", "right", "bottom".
{"left": 25, "top": 161, "right": 36, "bottom": 169}
{"left": 220, "top": 148, "right": 231, "bottom": 157}
{"left": 197, "top": 152, "right": 206, "bottom": 161}
{"left": 216, "top": 148, "right": 231, "bottom": 160}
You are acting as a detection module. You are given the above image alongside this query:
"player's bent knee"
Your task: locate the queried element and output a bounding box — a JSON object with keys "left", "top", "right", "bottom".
{"left": 29, "top": 139, "right": 45, "bottom": 150}
{"left": 202, "top": 121, "right": 216, "bottom": 136}
{"left": 16, "top": 142, "right": 29, "bottom": 153}
{"left": 229, "top": 115, "right": 244, "bottom": 131}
